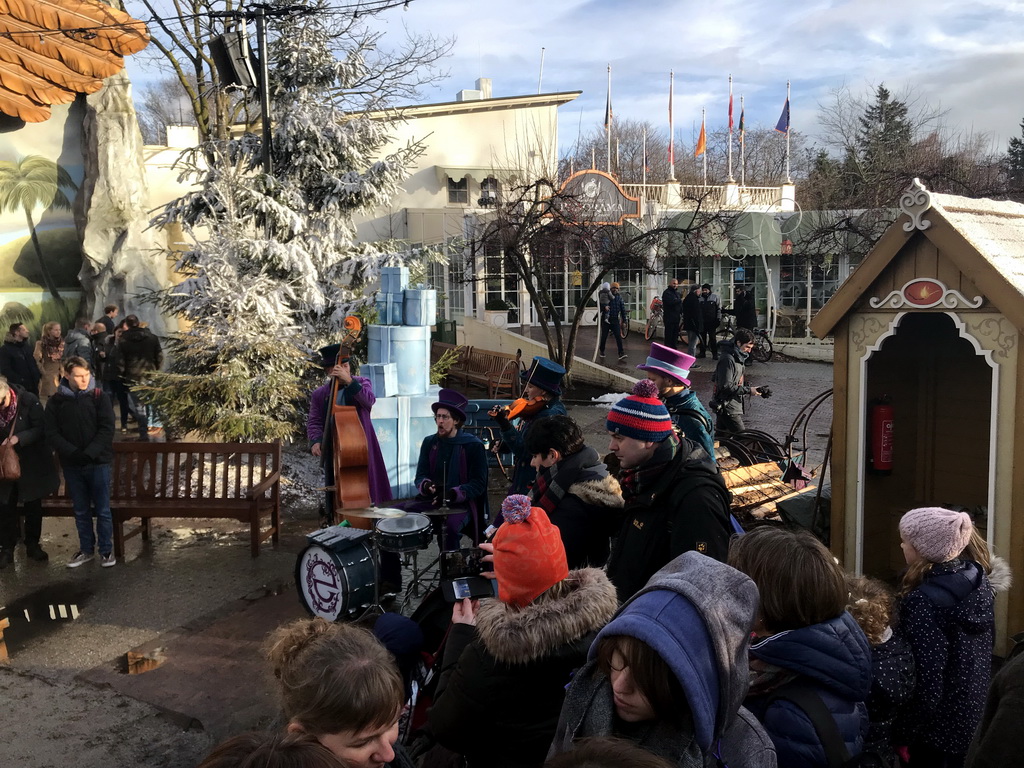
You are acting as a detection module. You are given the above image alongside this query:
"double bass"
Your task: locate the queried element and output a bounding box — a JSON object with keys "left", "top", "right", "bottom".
{"left": 323, "top": 316, "right": 373, "bottom": 528}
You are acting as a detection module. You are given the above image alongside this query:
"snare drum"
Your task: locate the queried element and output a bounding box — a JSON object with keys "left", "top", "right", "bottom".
{"left": 296, "top": 528, "right": 375, "bottom": 621}
{"left": 375, "top": 513, "right": 433, "bottom": 553}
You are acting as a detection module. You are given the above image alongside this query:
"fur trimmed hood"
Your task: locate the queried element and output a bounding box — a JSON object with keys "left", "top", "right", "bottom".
{"left": 989, "top": 555, "right": 1013, "bottom": 593}
{"left": 475, "top": 567, "right": 618, "bottom": 665}
{"left": 569, "top": 474, "right": 624, "bottom": 509}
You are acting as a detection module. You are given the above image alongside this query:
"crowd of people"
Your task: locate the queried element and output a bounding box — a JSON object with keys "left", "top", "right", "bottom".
{"left": 280, "top": 346, "right": 1018, "bottom": 768}
{"left": 0, "top": 304, "right": 163, "bottom": 570}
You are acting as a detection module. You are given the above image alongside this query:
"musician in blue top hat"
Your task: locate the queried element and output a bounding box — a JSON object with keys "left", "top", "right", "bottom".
{"left": 490, "top": 356, "right": 567, "bottom": 495}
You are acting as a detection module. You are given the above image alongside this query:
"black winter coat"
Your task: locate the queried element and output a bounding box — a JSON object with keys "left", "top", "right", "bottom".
{"left": 118, "top": 326, "right": 163, "bottom": 383}
{"left": 43, "top": 381, "right": 115, "bottom": 466}
{"left": 682, "top": 289, "right": 703, "bottom": 332}
{"left": 731, "top": 293, "right": 757, "bottom": 330}
{"left": 0, "top": 387, "right": 59, "bottom": 504}
{"left": 0, "top": 338, "right": 40, "bottom": 394}
{"left": 966, "top": 643, "right": 1024, "bottom": 768}
{"left": 897, "top": 559, "right": 993, "bottom": 755}
{"left": 606, "top": 440, "right": 732, "bottom": 602}
{"left": 662, "top": 286, "right": 682, "bottom": 323}
{"left": 429, "top": 568, "right": 619, "bottom": 768}
{"left": 864, "top": 629, "right": 916, "bottom": 762}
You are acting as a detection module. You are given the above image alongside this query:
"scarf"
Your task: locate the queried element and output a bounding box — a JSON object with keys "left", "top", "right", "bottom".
{"left": 0, "top": 388, "right": 18, "bottom": 430}
{"left": 746, "top": 655, "right": 800, "bottom": 698}
{"left": 41, "top": 335, "right": 64, "bottom": 361}
{"left": 618, "top": 432, "right": 680, "bottom": 501}
{"left": 531, "top": 446, "right": 604, "bottom": 515}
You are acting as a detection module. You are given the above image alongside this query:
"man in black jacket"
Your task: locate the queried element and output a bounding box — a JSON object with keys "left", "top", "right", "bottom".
{"left": 118, "top": 315, "right": 163, "bottom": 441}
{"left": 661, "top": 277, "right": 682, "bottom": 350}
{"left": 524, "top": 415, "right": 623, "bottom": 569}
{"left": 44, "top": 356, "right": 116, "bottom": 568}
{"left": 604, "top": 379, "right": 732, "bottom": 602}
{"left": 0, "top": 323, "right": 40, "bottom": 395}
{"left": 682, "top": 283, "right": 703, "bottom": 358}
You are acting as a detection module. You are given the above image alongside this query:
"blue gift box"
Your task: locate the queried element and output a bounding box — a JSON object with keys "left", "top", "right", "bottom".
{"left": 371, "top": 386, "right": 440, "bottom": 498}
{"left": 380, "top": 266, "right": 409, "bottom": 294}
{"left": 367, "top": 325, "right": 430, "bottom": 396}
{"left": 375, "top": 292, "right": 404, "bottom": 325}
{"left": 361, "top": 363, "right": 398, "bottom": 398}
{"left": 403, "top": 288, "right": 437, "bottom": 327}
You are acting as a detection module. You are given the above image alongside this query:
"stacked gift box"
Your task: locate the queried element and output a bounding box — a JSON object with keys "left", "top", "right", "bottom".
{"left": 367, "top": 266, "right": 440, "bottom": 498}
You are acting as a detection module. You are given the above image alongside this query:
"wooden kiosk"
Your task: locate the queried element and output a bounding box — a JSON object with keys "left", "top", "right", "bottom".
{"left": 810, "top": 180, "right": 1024, "bottom": 650}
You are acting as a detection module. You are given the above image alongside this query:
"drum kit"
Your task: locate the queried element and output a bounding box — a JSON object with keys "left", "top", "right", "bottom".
{"left": 296, "top": 504, "right": 460, "bottom": 621}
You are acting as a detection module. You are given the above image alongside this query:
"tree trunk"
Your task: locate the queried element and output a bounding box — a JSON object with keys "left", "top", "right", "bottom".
{"left": 24, "top": 206, "right": 69, "bottom": 320}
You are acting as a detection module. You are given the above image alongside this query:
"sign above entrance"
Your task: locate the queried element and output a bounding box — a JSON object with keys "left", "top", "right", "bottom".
{"left": 556, "top": 170, "right": 640, "bottom": 226}
{"left": 869, "top": 278, "right": 983, "bottom": 311}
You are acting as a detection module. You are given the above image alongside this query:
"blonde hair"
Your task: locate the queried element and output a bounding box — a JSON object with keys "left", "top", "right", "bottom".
{"left": 42, "top": 321, "right": 61, "bottom": 337}
{"left": 846, "top": 576, "right": 895, "bottom": 645}
{"left": 265, "top": 618, "right": 402, "bottom": 738}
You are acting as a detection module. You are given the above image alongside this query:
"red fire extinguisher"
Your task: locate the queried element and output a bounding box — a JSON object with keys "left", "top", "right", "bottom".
{"left": 869, "top": 396, "right": 894, "bottom": 474}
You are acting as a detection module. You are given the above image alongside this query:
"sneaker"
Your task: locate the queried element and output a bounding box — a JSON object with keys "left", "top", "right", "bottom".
{"left": 100, "top": 552, "right": 117, "bottom": 568}
{"left": 618, "top": 354, "right": 628, "bottom": 360}
{"left": 598, "top": 352, "right": 605, "bottom": 358}
{"left": 25, "top": 543, "right": 49, "bottom": 562}
{"left": 67, "top": 551, "right": 94, "bottom": 568}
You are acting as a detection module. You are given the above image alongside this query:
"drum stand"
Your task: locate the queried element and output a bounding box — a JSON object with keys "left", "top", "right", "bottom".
{"left": 358, "top": 528, "right": 389, "bottom": 619}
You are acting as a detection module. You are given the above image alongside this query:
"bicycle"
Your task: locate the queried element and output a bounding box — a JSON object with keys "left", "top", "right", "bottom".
{"left": 644, "top": 297, "right": 663, "bottom": 340}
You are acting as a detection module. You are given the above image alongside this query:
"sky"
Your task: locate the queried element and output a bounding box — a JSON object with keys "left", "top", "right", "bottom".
{"left": 360, "top": 0, "right": 1024, "bottom": 154}
{"left": 124, "top": 0, "right": 1024, "bottom": 154}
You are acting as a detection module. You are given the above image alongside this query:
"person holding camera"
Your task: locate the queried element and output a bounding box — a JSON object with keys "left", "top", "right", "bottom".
{"left": 711, "top": 329, "right": 770, "bottom": 435}
{"left": 412, "top": 388, "right": 489, "bottom": 549}
{"left": 429, "top": 494, "right": 618, "bottom": 768}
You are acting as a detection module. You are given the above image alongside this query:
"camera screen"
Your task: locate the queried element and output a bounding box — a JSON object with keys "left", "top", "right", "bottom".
{"left": 442, "top": 548, "right": 485, "bottom": 579}
{"left": 451, "top": 578, "right": 473, "bottom": 600}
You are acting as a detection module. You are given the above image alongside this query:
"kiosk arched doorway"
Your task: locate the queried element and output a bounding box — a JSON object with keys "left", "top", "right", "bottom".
{"left": 861, "top": 312, "right": 993, "bottom": 579}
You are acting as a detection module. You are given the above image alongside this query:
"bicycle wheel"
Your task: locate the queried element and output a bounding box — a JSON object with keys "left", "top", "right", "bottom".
{"left": 752, "top": 333, "right": 773, "bottom": 363}
{"left": 644, "top": 317, "right": 659, "bottom": 340}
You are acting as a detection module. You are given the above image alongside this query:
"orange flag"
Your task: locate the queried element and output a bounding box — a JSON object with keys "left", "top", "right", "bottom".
{"left": 694, "top": 117, "right": 707, "bottom": 157}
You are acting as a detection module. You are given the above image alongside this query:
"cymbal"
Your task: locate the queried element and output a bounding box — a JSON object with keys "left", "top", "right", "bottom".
{"left": 418, "top": 506, "right": 463, "bottom": 517}
{"left": 339, "top": 507, "right": 407, "bottom": 519}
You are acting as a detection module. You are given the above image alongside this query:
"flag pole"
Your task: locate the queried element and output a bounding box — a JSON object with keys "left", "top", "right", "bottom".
{"left": 727, "top": 75, "right": 734, "bottom": 182}
{"left": 642, "top": 126, "right": 648, "bottom": 188}
{"left": 702, "top": 107, "right": 707, "bottom": 186}
{"left": 740, "top": 94, "right": 746, "bottom": 187}
{"left": 668, "top": 70, "right": 676, "bottom": 182}
{"left": 786, "top": 80, "right": 792, "bottom": 182}
{"left": 538, "top": 47, "right": 545, "bottom": 93}
{"left": 606, "top": 64, "right": 612, "bottom": 174}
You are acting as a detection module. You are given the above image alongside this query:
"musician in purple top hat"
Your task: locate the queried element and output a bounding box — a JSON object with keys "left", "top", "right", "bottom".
{"left": 307, "top": 343, "right": 392, "bottom": 522}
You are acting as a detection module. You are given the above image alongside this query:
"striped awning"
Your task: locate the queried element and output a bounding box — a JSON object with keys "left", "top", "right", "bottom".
{"left": 0, "top": 0, "right": 149, "bottom": 123}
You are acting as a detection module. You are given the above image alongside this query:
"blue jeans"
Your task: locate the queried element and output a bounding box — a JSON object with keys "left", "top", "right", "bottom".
{"left": 63, "top": 463, "right": 113, "bottom": 555}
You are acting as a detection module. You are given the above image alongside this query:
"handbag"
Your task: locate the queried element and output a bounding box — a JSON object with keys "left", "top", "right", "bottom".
{"left": 0, "top": 406, "right": 21, "bottom": 481}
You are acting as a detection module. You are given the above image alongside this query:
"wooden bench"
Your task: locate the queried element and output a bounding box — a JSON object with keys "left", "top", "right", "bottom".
{"left": 41, "top": 441, "right": 282, "bottom": 558}
{"left": 462, "top": 347, "right": 522, "bottom": 398}
{"left": 430, "top": 341, "right": 473, "bottom": 388}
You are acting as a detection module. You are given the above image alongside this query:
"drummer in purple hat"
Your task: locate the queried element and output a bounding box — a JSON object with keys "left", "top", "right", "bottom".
{"left": 637, "top": 342, "right": 715, "bottom": 459}
{"left": 411, "top": 388, "right": 489, "bottom": 548}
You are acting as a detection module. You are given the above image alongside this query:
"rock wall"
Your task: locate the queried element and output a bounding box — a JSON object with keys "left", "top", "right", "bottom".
{"left": 77, "top": 71, "right": 175, "bottom": 337}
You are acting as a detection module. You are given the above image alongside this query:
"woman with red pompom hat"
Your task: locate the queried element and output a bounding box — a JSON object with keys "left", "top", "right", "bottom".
{"left": 428, "top": 494, "right": 618, "bottom": 768}
{"left": 605, "top": 379, "right": 733, "bottom": 603}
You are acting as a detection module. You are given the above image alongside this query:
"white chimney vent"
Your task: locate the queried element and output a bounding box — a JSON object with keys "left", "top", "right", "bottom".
{"left": 475, "top": 78, "right": 492, "bottom": 99}
{"left": 456, "top": 89, "right": 482, "bottom": 102}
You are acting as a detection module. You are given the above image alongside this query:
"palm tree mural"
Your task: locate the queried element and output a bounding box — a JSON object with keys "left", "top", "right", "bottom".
{"left": 0, "top": 155, "right": 79, "bottom": 317}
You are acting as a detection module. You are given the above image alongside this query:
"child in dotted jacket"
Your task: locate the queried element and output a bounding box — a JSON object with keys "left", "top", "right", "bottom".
{"left": 896, "top": 507, "right": 995, "bottom": 768}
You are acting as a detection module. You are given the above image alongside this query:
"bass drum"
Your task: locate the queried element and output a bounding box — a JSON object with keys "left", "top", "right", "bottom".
{"left": 296, "top": 531, "right": 375, "bottom": 621}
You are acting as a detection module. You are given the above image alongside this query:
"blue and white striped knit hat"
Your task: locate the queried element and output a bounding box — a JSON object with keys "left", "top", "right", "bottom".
{"left": 606, "top": 380, "right": 674, "bottom": 442}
